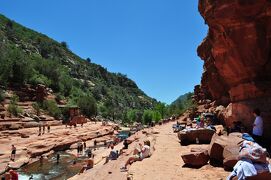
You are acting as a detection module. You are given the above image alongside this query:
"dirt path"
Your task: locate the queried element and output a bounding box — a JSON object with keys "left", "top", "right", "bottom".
{"left": 129, "top": 121, "right": 228, "bottom": 180}
{"left": 72, "top": 121, "right": 229, "bottom": 180}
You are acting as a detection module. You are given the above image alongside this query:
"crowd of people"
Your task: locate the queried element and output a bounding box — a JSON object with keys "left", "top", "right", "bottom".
{"left": 2, "top": 109, "right": 268, "bottom": 179}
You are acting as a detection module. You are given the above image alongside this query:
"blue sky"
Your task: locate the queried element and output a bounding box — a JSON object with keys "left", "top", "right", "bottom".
{"left": 0, "top": 0, "right": 208, "bottom": 104}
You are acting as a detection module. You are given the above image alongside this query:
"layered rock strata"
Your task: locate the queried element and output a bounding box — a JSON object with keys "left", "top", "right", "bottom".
{"left": 197, "top": 0, "right": 271, "bottom": 139}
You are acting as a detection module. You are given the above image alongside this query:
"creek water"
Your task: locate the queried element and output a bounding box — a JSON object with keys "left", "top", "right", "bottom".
{"left": 17, "top": 152, "right": 86, "bottom": 180}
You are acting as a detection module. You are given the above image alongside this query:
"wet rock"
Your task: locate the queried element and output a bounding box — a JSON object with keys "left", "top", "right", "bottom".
{"left": 8, "top": 157, "right": 29, "bottom": 169}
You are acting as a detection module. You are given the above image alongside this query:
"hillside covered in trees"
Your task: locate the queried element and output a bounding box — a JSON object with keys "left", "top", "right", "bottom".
{"left": 0, "top": 14, "right": 196, "bottom": 125}
{"left": 0, "top": 14, "right": 161, "bottom": 123}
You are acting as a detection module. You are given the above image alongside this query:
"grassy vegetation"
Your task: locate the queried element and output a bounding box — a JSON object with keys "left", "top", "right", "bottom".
{"left": 7, "top": 95, "right": 22, "bottom": 116}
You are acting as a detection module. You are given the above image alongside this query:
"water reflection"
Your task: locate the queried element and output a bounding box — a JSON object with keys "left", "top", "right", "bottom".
{"left": 18, "top": 152, "right": 86, "bottom": 180}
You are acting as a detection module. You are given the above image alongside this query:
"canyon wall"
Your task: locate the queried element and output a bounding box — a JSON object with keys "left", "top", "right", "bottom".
{"left": 197, "top": 0, "right": 271, "bottom": 139}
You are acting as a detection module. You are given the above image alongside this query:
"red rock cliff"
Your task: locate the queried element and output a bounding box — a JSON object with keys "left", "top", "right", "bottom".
{"left": 197, "top": 0, "right": 271, "bottom": 139}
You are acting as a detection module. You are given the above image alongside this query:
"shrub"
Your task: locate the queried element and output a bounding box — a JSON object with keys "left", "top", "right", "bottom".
{"left": 152, "top": 111, "right": 162, "bottom": 123}
{"left": 29, "top": 73, "right": 52, "bottom": 86}
{"left": 32, "top": 102, "right": 41, "bottom": 116}
{"left": 43, "top": 100, "right": 61, "bottom": 119}
{"left": 142, "top": 110, "right": 153, "bottom": 125}
{"left": 8, "top": 94, "right": 22, "bottom": 116}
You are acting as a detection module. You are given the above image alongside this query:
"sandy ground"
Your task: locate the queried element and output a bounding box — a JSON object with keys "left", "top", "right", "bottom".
{"left": 129, "top": 121, "right": 228, "bottom": 180}
{"left": 71, "top": 121, "right": 229, "bottom": 180}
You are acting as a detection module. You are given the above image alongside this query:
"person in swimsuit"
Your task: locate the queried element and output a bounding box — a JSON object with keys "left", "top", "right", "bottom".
{"left": 10, "top": 145, "right": 16, "bottom": 161}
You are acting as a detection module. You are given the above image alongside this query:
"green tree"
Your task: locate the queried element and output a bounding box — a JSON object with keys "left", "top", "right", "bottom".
{"left": 43, "top": 100, "right": 61, "bottom": 118}
{"left": 152, "top": 111, "right": 162, "bottom": 123}
{"left": 86, "top": 57, "right": 91, "bottom": 63}
{"left": 126, "top": 109, "right": 137, "bottom": 124}
{"left": 60, "top": 41, "right": 68, "bottom": 49}
{"left": 154, "top": 102, "right": 167, "bottom": 119}
{"left": 78, "top": 95, "right": 97, "bottom": 118}
{"left": 142, "top": 110, "right": 153, "bottom": 125}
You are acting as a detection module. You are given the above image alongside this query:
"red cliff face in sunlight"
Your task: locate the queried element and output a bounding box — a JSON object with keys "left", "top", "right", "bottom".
{"left": 197, "top": 0, "right": 271, "bottom": 138}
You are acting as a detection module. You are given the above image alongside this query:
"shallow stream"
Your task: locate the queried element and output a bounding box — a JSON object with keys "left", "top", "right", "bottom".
{"left": 18, "top": 152, "right": 86, "bottom": 180}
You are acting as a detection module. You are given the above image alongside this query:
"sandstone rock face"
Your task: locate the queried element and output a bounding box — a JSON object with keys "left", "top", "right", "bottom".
{"left": 197, "top": 0, "right": 271, "bottom": 139}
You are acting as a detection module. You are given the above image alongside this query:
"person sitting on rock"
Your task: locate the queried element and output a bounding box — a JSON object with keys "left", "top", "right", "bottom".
{"left": 78, "top": 158, "right": 94, "bottom": 174}
{"left": 85, "top": 147, "right": 92, "bottom": 158}
{"left": 103, "top": 145, "right": 118, "bottom": 164}
{"left": 196, "top": 116, "right": 205, "bottom": 129}
{"left": 119, "top": 139, "right": 129, "bottom": 155}
{"left": 47, "top": 124, "right": 50, "bottom": 133}
{"left": 120, "top": 140, "right": 150, "bottom": 171}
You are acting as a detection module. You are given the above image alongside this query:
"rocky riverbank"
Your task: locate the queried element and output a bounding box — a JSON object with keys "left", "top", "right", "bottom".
{"left": 0, "top": 122, "right": 116, "bottom": 175}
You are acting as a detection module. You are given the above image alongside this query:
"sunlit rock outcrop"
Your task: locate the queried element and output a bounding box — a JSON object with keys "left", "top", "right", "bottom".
{"left": 197, "top": 0, "right": 271, "bottom": 138}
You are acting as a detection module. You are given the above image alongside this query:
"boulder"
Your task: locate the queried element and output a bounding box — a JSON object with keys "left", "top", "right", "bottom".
{"left": 208, "top": 133, "right": 243, "bottom": 166}
{"left": 190, "top": 147, "right": 208, "bottom": 153}
{"left": 247, "top": 172, "right": 271, "bottom": 180}
{"left": 181, "top": 150, "right": 209, "bottom": 167}
{"left": 223, "top": 145, "right": 239, "bottom": 160}
{"left": 223, "top": 155, "right": 238, "bottom": 171}
{"left": 9, "top": 123, "right": 22, "bottom": 130}
{"left": 178, "top": 128, "right": 215, "bottom": 145}
{"left": 20, "top": 133, "right": 30, "bottom": 138}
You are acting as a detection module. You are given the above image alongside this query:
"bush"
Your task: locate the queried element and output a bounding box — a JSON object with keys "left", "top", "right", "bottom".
{"left": 8, "top": 104, "right": 22, "bottom": 117}
{"left": 8, "top": 94, "right": 22, "bottom": 116}
{"left": 43, "top": 100, "right": 61, "bottom": 119}
{"left": 32, "top": 102, "right": 41, "bottom": 116}
{"left": 29, "top": 73, "right": 52, "bottom": 86}
{"left": 142, "top": 110, "right": 153, "bottom": 125}
{"left": 152, "top": 111, "right": 162, "bottom": 123}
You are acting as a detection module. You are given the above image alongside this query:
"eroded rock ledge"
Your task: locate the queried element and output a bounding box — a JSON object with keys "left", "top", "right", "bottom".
{"left": 196, "top": 0, "right": 271, "bottom": 138}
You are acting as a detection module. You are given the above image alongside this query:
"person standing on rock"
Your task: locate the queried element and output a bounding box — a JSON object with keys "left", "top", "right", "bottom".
{"left": 42, "top": 124, "right": 45, "bottom": 134}
{"left": 47, "top": 124, "right": 50, "bottom": 133}
{"left": 10, "top": 145, "right": 16, "bottom": 161}
{"left": 83, "top": 141, "right": 86, "bottom": 150}
{"left": 56, "top": 153, "right": 60, "bottom": 164}
{"left": 77, "top": 142, "right": 80, "bottom": 156}
{"left": 252, "top": 108, "right": 263, "bottom": 146}
{"left": 38, "top": 125, "right": 41, "bottom": 136}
